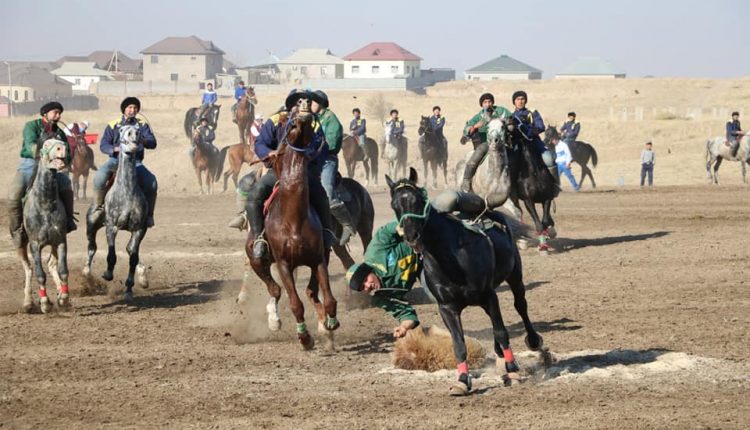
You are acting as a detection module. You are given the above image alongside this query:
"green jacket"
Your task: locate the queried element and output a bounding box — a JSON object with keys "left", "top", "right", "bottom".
{"left": 365, "top": 221, "right": 422, "bottom": 323}
{"left": 463, "top": 105, "right": 512, "bottom": 143}
{"left": 318, "top": 108, "right": 343, "bottom": 154}
{"left": 21, "top": 118, "right": 70, "bottom": 163}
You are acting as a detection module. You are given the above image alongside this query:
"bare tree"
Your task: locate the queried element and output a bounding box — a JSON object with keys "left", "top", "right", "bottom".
{"left": 366, "top": 92, "right": 389, "bottom": 125}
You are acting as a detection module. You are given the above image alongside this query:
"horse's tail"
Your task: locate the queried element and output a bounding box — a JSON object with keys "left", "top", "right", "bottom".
{"left": 589, "top": 144, "right": 598, "bottom": 167}
{"left": 705, "top": 139, "right": 712, "bottom": 162}
{"left": 215, "top": 146, "right": 230, "bottom": 181}
{"left": 184, "top": 108, "right": 194, "bottom": 140}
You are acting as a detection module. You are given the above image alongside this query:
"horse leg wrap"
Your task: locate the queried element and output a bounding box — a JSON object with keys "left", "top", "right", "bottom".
{"left": 503, "top": 348, "right": 520, "bottom": 373}
{"left": 296, "top": 322, "right": 307, "bottom": 334}
{"left": 457, "top": 361, "right": 469, "bottom": 376}
{"left": 325, "top": 316, "right": 339, "bottom": 330}
{"left": 60, "top": 284, "right": 69, "bottom": 295}
{"left": 38, "top": 288, "right": 47, "bottom": 298}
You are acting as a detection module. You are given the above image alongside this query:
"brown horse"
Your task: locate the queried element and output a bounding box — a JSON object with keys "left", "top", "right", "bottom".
{"left": 247, "top": 103, "right": 339, "bottom": 351}
{"left": 235, "top": 87, "right": 257, "bottom": 144}
{"left": 68, "top": 134, "right": 97, "bottom": 200}
{"left": 191, "top": 130, "right": 227, "bottom": 194}
{"left": 341, "top": 134, "right": 379, "bottom": 186}
{"left": 221, "top": 141, "right": 258, "bottom": 191}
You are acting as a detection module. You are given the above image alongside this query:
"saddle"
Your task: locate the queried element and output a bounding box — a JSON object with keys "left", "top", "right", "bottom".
{"left": 263, "top": 177, "right": 351, "bottom": 217}
{"left": 446, "top": 211, "right": 508, "bottom": 237}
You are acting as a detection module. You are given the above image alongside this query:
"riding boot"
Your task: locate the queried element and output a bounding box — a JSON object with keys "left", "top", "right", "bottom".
{"left": 8, "top": 201, "right": 25, "bottom": 248}
{"left": 227, "top": 194, "right": 249, "bottom": 231}
{"left": 90, "top": 187, "right": 106, "bottom": 222}
{"left": 460, "top": 162, "right": 478, "bottom": 193}
{"left": 247, "top": 200, "right": 268, "bottom": 260}
{"left": 60, "top": 188, "right": 77, "bottom": 233}
{"left": 330, "top": 201, "right": 356, "bottom": 246}
{"left": 548, "top": 164, "right": 560, "bottom": 187}
{"left": 146, "top": 189, "right": 157, "bottom": 228}
{"left": 359, "top": 143, "right": 370, "bottom": 163}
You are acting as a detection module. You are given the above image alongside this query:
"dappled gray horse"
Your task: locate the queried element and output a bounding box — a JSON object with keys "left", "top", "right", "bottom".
{"left": 705, "top": 134, "right": 750, "bottom": 184}
{"left": 383, "top": 121, "right": 408, "bottom": 179}
{"left": 17, "top": 139, "right": 72, "bottom": 313}
{"left": 84, "top": 124, "right": 148, "bottom": 300}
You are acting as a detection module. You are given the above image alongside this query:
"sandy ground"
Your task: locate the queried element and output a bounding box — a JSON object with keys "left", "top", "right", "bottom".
{"left": 1, "top": 185, "right": 749, "bottom": 429}
{"left": 1, "top": 79, "right": 749, "bottom": 428}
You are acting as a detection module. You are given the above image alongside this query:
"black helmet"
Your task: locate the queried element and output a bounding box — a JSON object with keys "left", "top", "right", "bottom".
{"left": 120, "top": 96, "right": 141, "bottom": 113}
{"left": 479, "top": 93, "right": 494, "bottom": 106}
{"left": 512, "top": 90, "right": 528, "bottom": 103}
{"left": 311, "top": 90, "right": 329, "bottom": 108}
{"left": 40, "top": 101, "right": 64, "bottom": 116}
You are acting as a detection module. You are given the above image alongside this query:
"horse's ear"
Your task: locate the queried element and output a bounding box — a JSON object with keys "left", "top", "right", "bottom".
{"left": 385, "top": 174, "right": 395, "bottom": 190}
{"left": 408, "top": 167, "right": 418, "bottom": 183}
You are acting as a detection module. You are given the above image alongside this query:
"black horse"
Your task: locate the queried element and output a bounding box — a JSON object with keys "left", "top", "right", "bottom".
{"left": 386, "top": 168, "right": 543, "bottom": 396}
{"left": 544, "top": 125, "right": 599, "bottom": 188}
{"left": 417, "top": 115, "right": 448, "bottom": 189}
{"left": 501, "top": 118, "right": 560, "bottom": 252}
{"left": 184, "top": 105, "right": 221, "bottom": 140}
{"left": 331, "top": 176, "right": 375, "bottom": 270}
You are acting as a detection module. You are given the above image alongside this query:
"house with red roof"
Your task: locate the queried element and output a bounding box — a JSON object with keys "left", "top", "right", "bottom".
{"left": 342, "top": 42, "right": 422, "bottom": 79}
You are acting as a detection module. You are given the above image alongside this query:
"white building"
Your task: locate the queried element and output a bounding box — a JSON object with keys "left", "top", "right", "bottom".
{"left": 50, "top": 62, "right": 113, "bottom": 93}
{"left": 342, "top": 42, "right": 422, "bottom": 79}
{"left": 277, "top": 49, "right": 344, "bottom": 84}
{"left": 464, "top": 55, "right": 542, "bottom": 80}
{"left": 556, "top": 57, "right": 626, "bottom": 79}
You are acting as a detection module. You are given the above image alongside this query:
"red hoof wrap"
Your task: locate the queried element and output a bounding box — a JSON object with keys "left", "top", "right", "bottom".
{"left": 61, "top": 284, "right": 69, "bottom": 294}
{"left": 503, "top": 348, "right": 515, "bottom": 363}
{"left": 38, "top": 288, "right": 47, "bottom": 298}
{"left": 457, "top": 361, "right": 469, "bottom": 375}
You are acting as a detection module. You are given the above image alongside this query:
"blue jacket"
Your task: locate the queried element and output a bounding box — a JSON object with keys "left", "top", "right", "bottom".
{"left": 234, "top": 87, "right": 246, "bottom": 101}
{"left": 100, "top": 116, "right": 157, "bottom": 161}
{"left": 429, "top": 115, "right": 445, "bottom": 135}
{"left": 727, "top": 120, "right": 742, "bottom": 141}
{"left": 560, "top": 120, "right": 580, "bottom": 142}
{"left": 350, "top": 117, "right": 367, "bottom": 136}
{"left": 201, "top": 90, "right": 217, "bottom": 105}
{"left": 255, "top": 112, "right": 327, "bottom": 169}
{"left": 386, "top": 119, "right": 405, "bottom": 137}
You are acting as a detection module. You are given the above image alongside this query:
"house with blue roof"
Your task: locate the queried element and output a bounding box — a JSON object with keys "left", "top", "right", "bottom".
{"left": 464, "top": 55, "right": 542, "bottom": 81}
{"left": 556, "top": 56, "right": 626, "bottom": 79}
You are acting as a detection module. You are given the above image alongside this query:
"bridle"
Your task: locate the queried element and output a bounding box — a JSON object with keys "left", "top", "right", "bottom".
{"left": 394, "top": 182, "right": 431, "bottom": 228}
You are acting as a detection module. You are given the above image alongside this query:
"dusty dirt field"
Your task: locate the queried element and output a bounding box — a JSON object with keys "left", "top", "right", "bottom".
{"left": 1, "top": 185, "right": 749, "bottom": 429}
{"left": 1, "top": 79, "right": 749, "bottom": 428}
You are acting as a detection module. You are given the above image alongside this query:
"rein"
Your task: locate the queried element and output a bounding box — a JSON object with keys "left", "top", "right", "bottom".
{"left": 394, "top": 182, "right": 431, "bottom": 227}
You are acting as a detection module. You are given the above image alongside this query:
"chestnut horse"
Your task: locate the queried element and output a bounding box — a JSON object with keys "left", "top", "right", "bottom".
{"left": 247, "top": 104, "right": 339, "bottom": 351}
{"left": 235, "top": 87, "right": 257, "bottom": 144}
{"left": 68, "top": 133, "right": 97, "bottom": 200}
{"left": 341, "top": 134, "right": 379, "bottom": 186}
{"left": 221, "top": 141, "right": 258, "bottom": 191}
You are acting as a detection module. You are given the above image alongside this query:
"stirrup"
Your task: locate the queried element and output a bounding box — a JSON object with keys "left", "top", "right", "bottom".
{"left": 252, "top": 236, "right": 269, "bottom": 259}
{"left": 228, "top": 212, "right": 248, "bottom": 231}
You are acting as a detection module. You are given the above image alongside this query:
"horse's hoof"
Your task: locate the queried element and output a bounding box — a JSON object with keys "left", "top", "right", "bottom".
{"left": 546, "top": 226, "right": 557, "bottom": 239}
{"left": 57, "top": 294, "right": 71, "bottom": 310}
{"left": 299, "top": 332, "right": 315, "bottom": 351}
{"left": 82, "top": 266, "right": 91, "bottom": 278}
{"left": 503, "top": 372, "right": 524, "bottom": 386}
{"left": 448, "top": 382, "right": 470, "bottom": 396}
{"left": 268, "top": 316, "right": 281, "bottom": 331}
{"left": 236, "top": 291, "right": 249, "bottom": 305}
{"left": 39, "top": 298, "right": 53, "bottom": 314}
{"left": 22, "top": 302, "right": 34, "bottom": 314}
{"left": 101, "top": 271, "right": 113, "bottom": 282}
{"left": 124, "top": 290, "right": 134, "bottom": 302}
{"left": 323, "top": 316, "right": 340, "bottom": 331}
{"left": 524, "top": 333, "right": 544, "bottom": 351}
{"left": 517, "top": 239, "right": 529, "bottom": 250}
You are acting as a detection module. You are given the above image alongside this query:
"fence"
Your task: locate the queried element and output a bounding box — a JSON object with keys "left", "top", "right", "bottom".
{"left": 10, "top": 95, "right": 99, "bottom": 116}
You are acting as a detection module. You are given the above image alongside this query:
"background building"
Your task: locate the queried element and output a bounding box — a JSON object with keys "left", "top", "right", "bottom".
{"left": 343, "top": 42, "right": 422, "bottom": 79}
{"left": 556, "top": 56, "right": 626, "bottom": 79}
{"left": 464, "top": 55, "right": 542, "bottom": 80}
{"left": 51, "top": 61, "right": 113, "bottom": 93}
{"left": 140, "top": 36, "right": 225, "bottom": 83}
{"left": 277, "top": 49, "right": 344, "bottom": 84}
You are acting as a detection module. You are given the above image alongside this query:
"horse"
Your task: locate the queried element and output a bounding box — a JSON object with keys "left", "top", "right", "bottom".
{"left": 417, "top": 115, "right": 448, "bottom": 189}
{"left": 235, "top": 86, "right": 258, "bottom": 144}
{"left": 382, "top": 122, "right": 408, "bottom": 179}
{"left": 246, "top": 102, "right": 339, "bottom": 351}
{"left": 330, "top": 176, "right": 375, "bottom": 270}
{"left": 84, "top": 124, "right": 149, "bottom": 301}
{"left": 68, "top": 133, "right": 97, "bottom": 200}
{"left": 705, "top": 133, "right": 750, "bottom": 184}
{"left": 220, "top": 142, "right": 259, "bottom": 191}
{"left": 16, "top": 139, "right": 72, "bottom": 313}
{"left": 500, "top": 118, "right": 560, "bottom": 253}
{"left": 341, "top": 134, "right": 379, "bottom": 187}
{"left": 387, "top": 167, "right": 544, "bottom": 396}
{"left": 191, "top": 130, "right": 228, "bottom": 194}
{"left": 543, "top": 125, "right": 599, "bottom": 188}
{"left": 184, "top": 105, "right": 221, "bottom": 140}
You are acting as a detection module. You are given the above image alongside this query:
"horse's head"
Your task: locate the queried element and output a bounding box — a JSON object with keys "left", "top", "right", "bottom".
{"left": 386, "top": 167, "right": 429, "bottom": 253}
{"left": 38, "top": 138, "right": 68, "bottom": 171}
{"left": 487, "top": 118, "right": 511, "bottom": 149}
{"left": 246, "top": 86, "right": 258, "bottom": 105}
{"left": 384, "top": 121, "right": 393, "bottom": 144}
{"left": 118, "top": 124, "right": 141, "bottom": 154}
{"left": 544, "top": 124, "right": 559, "bottom": 146}
{"left": 418, "top": 115, "right": 430, "bottom": 136}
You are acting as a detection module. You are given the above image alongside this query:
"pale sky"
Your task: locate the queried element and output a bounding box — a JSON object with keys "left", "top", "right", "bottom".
{"left": 1, "top": 0, "right": 747, "bottom": 78}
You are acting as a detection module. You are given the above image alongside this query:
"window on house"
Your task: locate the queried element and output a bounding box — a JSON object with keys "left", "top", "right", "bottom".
{"left": 372, "top": 65, "right": 380, "bottom": 74}
{"left": 320, "top": 66, "right": 327, "bottom": 76}
{"left": 75, "top": 78, "right": 81, "bottom": 85}
{"left": 24, "top": 90, "right": 28, "bottom": 101}
{"left": 14, "top": 90, "right": 18, "bottom": 101}
{"left": 391, "top": 65, "right": 398, "bottom": 73}
{"left": 170, "top": 73, "right": 178, "bottom": 81}
{"left": 151, "top": 55, "right": 159, "bottom": 64}
{"left": 352, "top": 65, "right": 359, "bottom": 74}
{"left": 191, "top": 56, "right": 196, "bottom": 60}
{"left": 190, "top": 74, "right": 196, "bottom": 78}
{"left": 300, "top": 66, "right": 307, "bottom": 75}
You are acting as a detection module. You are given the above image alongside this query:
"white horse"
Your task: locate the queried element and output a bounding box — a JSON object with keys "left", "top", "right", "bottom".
{"left": 382, "top": 121, "right": 406, "bottom": 179}
{"left": 705, "top": 133, "right": 750, "bottom": 184}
